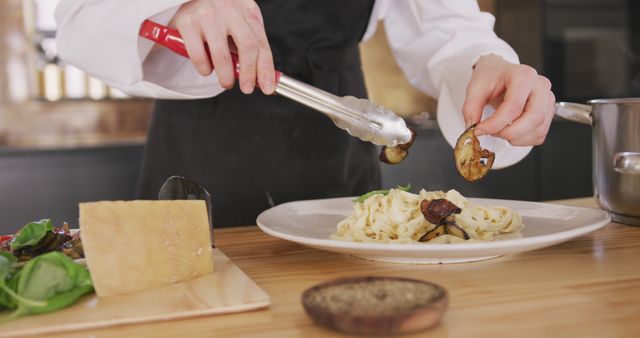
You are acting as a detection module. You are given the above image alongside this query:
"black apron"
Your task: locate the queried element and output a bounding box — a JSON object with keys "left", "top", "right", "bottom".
{"left": 138, "top": 0, "right": 379, "bottom": 227}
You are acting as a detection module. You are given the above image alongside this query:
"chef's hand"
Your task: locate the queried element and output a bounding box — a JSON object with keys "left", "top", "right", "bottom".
{"left": 462, "top": 54, "right": 555, "bottom": 146}
{"left": 171, "top": 0, "right": 275, "bottom": 94}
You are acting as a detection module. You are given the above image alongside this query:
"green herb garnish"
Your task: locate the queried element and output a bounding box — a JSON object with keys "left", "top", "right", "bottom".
{"left": 10, "top": 219, "right": 53, "bottom": 251}
{"left": 353, "top": 184, "right": 411, "bottom": 203}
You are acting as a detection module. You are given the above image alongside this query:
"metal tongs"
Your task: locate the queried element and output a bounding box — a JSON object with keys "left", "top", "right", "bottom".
{"left": 139, "top": 20, "right": 412, "bottom": 147}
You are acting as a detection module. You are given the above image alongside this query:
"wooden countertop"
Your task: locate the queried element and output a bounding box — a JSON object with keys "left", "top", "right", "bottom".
{"left": 50, "top": 197, "right": 640, "bottom": 338}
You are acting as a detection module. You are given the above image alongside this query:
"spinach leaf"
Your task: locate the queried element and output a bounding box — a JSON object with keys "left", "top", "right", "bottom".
{"left": 0, "top": 255, "right": 12, "bottom": 310}
{"left": 27, "top": 283, "right": 93, "bottom": 315}
{"left": 353, "top": 184, "right": 411, "bottom": 203}
{"left": 0, "top": 254, "right": 17, "bottom": 309}
{"left": 10, "top": 219, "right": 53, "bottom": 251}
{"left": 15, "top": 252, "right": 92, "bottom": 316}
{"left": 0, "top": 253, "right": 16, "bottom": 266}
{"left": 0, "top": 255, "right": 45, "bottom": 317}
{"left": 0, "top": 268, "right": 20, "bottom": 311}
{"left": 0, "top": 254, "right": 11, "bottom": 279}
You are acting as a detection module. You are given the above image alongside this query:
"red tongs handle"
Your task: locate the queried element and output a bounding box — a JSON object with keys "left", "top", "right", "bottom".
{"left": 140, "top": 19, "right": 242, "bottom": 78}
{"left": 140, "top": 20, "right": 283, "bottom": 85}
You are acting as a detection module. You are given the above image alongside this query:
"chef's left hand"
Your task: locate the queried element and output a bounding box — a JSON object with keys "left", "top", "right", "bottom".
{"left": 461, "top": 54, "right": 555, "bottom": 146}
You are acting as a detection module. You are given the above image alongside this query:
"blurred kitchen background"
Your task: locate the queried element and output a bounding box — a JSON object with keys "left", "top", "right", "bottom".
{"left": 1, "top": 0, "right": 639, "bottom": 230}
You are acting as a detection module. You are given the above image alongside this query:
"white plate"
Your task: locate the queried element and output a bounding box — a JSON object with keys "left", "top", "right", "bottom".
{"left": 256, "top": 197, "right": 611, "bottom": 264}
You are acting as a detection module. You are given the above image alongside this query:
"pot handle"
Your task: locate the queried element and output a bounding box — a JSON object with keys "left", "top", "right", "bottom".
{"left": 614, "top": 152, "right": 640, "bottom": 175}
{"left": 555, "top": 102, "right": 592, "bottom": 125}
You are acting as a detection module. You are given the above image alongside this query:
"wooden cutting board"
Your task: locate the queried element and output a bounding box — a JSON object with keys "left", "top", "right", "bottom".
{"left": 0, "top": 249, "right": 270, "bottom": 337}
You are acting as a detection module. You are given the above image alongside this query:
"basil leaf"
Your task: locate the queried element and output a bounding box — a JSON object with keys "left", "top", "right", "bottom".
{"left": 0, "top": 290, "right": 11, "bottom": 310}
{"left": 27, "top": 284, "right": 93, "bottom": 315}
{"left": 0, "top": 261, "right": 20, "bottom": 310}
{"left": 0, "top": 274, "right": 17, "bottom": 311}
{"left": 353, "top": 184, "right": 411, "bottom": 203}
{"left": 0, "top": 255, "right": 10, "bottom": 283}
{"left": 10, "top": 219, "right": 53, "bottom": 251}
{"left": 0, "top": 255, "right": 46, "bottom": 319}
{"left": 0, "top": 253, "right": 16, "bottom": 266}
{"left": 15, "top": 252, "right": 92, "bottom": 316}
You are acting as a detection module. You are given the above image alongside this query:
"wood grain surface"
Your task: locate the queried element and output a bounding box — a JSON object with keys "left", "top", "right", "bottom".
{"left": 18, "top": 198, "right": 640, "bottom": 338}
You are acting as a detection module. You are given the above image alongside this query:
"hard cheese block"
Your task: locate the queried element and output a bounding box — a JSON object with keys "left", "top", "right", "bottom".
{"left": 79, "top": 200, "right": 213, "bottom": 298}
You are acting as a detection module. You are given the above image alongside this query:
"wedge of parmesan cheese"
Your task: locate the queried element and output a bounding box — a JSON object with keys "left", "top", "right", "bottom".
{"left": 79, "top": 200, "right": 213, "bottom": 298}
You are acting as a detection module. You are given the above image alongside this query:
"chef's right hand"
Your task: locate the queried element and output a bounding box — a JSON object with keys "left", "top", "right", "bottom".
{"left": 171, "top": 0, "right": 275, "bottom": 94}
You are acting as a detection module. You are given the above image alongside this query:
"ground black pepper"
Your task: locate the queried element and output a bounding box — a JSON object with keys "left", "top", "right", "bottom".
{"left": 304, "top": 279, "right": 444, "bottom": 317}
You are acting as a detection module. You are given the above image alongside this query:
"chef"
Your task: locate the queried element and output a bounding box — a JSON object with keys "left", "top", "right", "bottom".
{"left": 55, "top": 0, "right": 555, "bottom": 226}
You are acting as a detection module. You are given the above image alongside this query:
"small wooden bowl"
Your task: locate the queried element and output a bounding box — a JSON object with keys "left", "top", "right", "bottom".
{"left": 301, "top": 276, "right": 448, "bottom": 336}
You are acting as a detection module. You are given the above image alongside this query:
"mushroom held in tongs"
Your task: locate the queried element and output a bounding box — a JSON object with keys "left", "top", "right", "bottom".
{"left": 454, "top": 124, "right": 495, "bottom": 182}
{"left": 379, "top": 129, "right": 416, "bottom": 164}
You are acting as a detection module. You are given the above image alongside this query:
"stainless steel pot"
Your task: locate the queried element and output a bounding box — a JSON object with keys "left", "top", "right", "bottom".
{"left": 556, "top": 99, "right": 640, "bottom": 226}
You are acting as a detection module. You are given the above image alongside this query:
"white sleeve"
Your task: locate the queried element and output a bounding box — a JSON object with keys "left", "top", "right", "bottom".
{"left": 379, "top": 0, "right": 532, "bottom": 169}
{"left": 55, "top": 0, "right": 224, "bottom": 99}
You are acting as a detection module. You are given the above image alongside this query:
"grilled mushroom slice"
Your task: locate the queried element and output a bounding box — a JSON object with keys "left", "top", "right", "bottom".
{"left": 59, "top": 235, "right": 84, "bottom": 260}
{"left": 419, "top": 199, "right": 470, "bottom": 242}
{"left": 454, "top": 124, "right": 495, "bottom": 182}
{"left": 379, "top": 129, "right": 416, "bottom": 164}
{"left": 419, "top": 225, "right": 446, "bottom": 242}
{"left": 379, "top": 146, "right": 408, "bottom": 164}
{"left": 419, "top": 217, "right": 471, "bottom": 242}
{"left": 12, "top": 227, "right": 72, "bottom": 260}
{"left": 443, "top": 218, "right": 470, "bottom": 240}
{"left": 420, "top": 199, "right": 462, "bottom": 225}
{"left": 396, "top": 128, "right": 416, "bottom": 151}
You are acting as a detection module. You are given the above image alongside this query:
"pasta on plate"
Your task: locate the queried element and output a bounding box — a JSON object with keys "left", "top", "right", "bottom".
{"left": 333, "top": 188, "right": 523, "bottom": 244}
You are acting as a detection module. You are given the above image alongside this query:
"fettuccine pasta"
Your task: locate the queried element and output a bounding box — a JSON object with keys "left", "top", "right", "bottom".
{"left": 333, "top": 188, "right": 523, "bottom": 243}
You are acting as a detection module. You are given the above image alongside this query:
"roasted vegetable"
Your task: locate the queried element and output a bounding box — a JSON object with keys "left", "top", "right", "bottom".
{"left": 419, "top": 198, "right": 470, "bottom": 242}
{"left": 420, "top": 199, "right": 461, "bottom": 225}
{"left": 3, "top": 220, "right": 81, "bottom": 262}
{"left": 454, "top": 124, "right": 495, "bottom": 182}
{"left": 419, "top": 217, "right": 471, "bottom": 242}
{"left": 12, "top": 225, "right": 72, "bottom": 261}
{"left": 59, "top": 234, "right": 84, "bottom": 260}
{"left": 379, "top": 146, "right": 408, "bottom": 164}
{"left": 353, "top": 184, "right": 411, "bottom": 203}
{"left": 443, "top": 220, "right": 470, "bottom": 240}
{"left": 379, "top": 129, "right": 416, "bottom": 165}
{"left": 0, "top": 236, "right": 12, "bottom": 246}
{"left": 13, "top": 231, "right": 72, "bottom": 260}
{"left": 0, "top": 237, "right": 12, "bottom": 254}
{"left": 420, "top": 225, "right": 446, "bottom": 242}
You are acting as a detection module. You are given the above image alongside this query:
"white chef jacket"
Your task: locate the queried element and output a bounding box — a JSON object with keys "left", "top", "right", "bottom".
{"left": 55, "top": 0, "right": 532, "bottom": 168}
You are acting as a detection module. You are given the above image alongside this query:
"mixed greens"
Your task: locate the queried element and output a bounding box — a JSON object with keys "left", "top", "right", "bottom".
{"left": 10, "top": 219, "right": 53, "bottom": 250}
{"left": 1, "top": 219, "right": 83, "bottom": 261}
{"left": 353, "top": 184, "right": 411, "bottom": 203}
{"left": 0, "top": 220, "right": 92, "bottom": 324}
{"left": 0, "top": 251, "right": 93, "bottom": 323}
